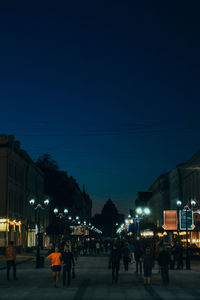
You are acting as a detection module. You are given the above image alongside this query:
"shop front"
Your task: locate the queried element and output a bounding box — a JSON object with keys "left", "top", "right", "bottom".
{"left": 0, "top": 218, "right": 22, "bottom": 247}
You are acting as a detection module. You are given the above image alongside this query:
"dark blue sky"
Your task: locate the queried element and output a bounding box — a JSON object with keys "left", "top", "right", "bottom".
{"left": 1, "top": 1, "right": 200, "bottom": 214}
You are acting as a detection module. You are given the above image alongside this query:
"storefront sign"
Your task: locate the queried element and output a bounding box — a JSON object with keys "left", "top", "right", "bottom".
{"left": 162, "top": 210, "right": 177, "bottom": 230}
{"left": 141, "top": 230, "right": 154, "bottom": 237}
{"left": 180, "top": 209, "right": 195, "bottom": 230}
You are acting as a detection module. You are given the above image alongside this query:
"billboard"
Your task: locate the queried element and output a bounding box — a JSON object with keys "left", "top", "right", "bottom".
{"left": 162, "top": 210, "right": 177, "bottom": 230}
{"left": 180, "top": 209, "right": 195, "bottom": 230}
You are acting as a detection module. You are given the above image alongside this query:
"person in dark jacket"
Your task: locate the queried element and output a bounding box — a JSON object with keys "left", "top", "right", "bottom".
{"left": 176, "top": 244, "right": 183, "bottom": 270}
{"left": 109, "top": 244, "right": 121, "bottom": 283}
{"left": 158, "top": 244, "right": 170, "bottom": 285}
{"left": 61, "top": 245, "right": 75, "bottom": 286}
{"left": 134, "top": 245, "right": 143, "bottom": 274}
{"left": 122, "top": 243, "right": 131, "bottom": 271}
{"left": 143, "top": 247, "right": 154, "bottom": 286}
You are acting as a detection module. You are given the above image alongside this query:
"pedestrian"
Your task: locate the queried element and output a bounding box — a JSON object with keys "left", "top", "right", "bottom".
{"left": 134, "top": 245, "right": 143, "bottom": 274}
{"left": 129, "top": 240, "right": 134, "bottom": 262}
{"left": 169, "top": 242, "right": 176, "bottom": 270}
{"left": 143, "top": 247, "right": 154, "bottom": 286}
{"left": 104, "top": 240, "right": 108, "bottom": 253}
{"left": 158, "top": 244, "right": 170, "bottom": 285}
{"left": 109, "top": 244, "right": 121, "bottom": 283}
{"left": 72, "top": 241, "right": 78, "bottom": 261}
{"left": 47, "top": 246, "right": 62, "bottom": 288}
{"left": 122, "top": 243, "right": 131, "bottom": 271}
{"left": 176, "top": 243, "right": 183, "bottom": 269}
{"left": 47, "top": 242, "right": 55, "bottom": 255}
{"left": 96, "top": 241, "right": 100, "bottom": 255}
{"left": 6, "top": 241, "right": 17, "bottom": 280}
{"left": 61, "top": 245, "right": 75, "bottom": 287}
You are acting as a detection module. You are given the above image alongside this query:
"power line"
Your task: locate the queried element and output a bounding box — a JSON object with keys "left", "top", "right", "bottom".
{"left": 10, "top": 124, "right": 200, "bottom": 137}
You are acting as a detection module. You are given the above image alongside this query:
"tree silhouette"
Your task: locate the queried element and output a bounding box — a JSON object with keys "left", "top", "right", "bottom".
{"left": 36, "top": 153, "right": 58, "bottom": 171}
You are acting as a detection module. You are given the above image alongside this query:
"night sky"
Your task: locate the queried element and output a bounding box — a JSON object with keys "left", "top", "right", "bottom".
{"left": 1, "top": 1, "right": 200, "bottom": 215}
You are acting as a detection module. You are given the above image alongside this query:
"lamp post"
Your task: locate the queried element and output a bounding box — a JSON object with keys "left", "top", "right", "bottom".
{"left": 185, "top": 200, "right": 196, "bottom": 270}
{"left": 53, "top": 208, "right": 69, "bottom": 241}
{"left": 53, "top": 208, "right": 68, "bottom": 219}
{"left": 176, "top": 199, "right": 196, "bottom": 270}
{"left": 176, "top": 200, "right": 182, "bottom": 242}
{"left": 135, "top": 207, "right": 151, "bottom": 237}
{"left": 29, "top": 197, "right": 50, "bottom": 268}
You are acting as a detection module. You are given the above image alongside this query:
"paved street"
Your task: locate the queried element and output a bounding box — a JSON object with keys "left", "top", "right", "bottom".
{"left": 0, "top": 255, "right": 200, "bottom": 300}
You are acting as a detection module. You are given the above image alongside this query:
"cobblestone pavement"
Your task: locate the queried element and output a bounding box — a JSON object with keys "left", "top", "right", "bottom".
{"left": 0, "top": 255, "right": 200, "bottom": 299}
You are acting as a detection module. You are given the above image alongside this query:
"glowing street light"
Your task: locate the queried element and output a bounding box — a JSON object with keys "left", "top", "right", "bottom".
{"left": 54, "top": 208, "right": 59, "bottom": 214}
{"left": 136, "top": 207, "right": 143, "bottom": 215}
{"left": 29, "top": 196, "right": 50, "bottom": 268}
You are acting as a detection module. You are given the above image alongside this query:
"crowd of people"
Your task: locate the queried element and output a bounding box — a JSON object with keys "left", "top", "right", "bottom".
{"left": 108, "top": 239, "right": 171, "bottom": 286}
{"left": 5, "top": 238, "right": 190, "bottom": 288}
{"left": 45, "top": 238, "right": 187, "bottom": 287}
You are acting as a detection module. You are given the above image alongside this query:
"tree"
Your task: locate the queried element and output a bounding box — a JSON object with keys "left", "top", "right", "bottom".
{"left": 36, "top": 153, "right": 58, "bottom": 171}
{"left": 36, "top": 153, "right": 92, "bottom": 239}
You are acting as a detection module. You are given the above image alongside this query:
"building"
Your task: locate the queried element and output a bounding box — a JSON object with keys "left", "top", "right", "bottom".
{"left": 148, "top": 172, "right": 169, "bottom": 228}
{"left": 169, "top": 164, "right": 185, "bottom": 210}
{"left": 0, "top": 135, "right": 49, "bottom": 249}
{"left": 134, "top": 192, "right": 152, "bottom": 209}
{"left": 181, "top": 150, "right": 200, "bottom": 204}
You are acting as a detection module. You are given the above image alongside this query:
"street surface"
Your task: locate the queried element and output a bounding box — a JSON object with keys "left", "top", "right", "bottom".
{"left": 0, "top": 255, "right": 200, "bottom": 299}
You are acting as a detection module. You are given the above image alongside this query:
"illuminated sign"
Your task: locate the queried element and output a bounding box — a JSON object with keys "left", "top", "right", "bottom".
{"left": 180, "top": 210, "right": 195, "bottom": 230}
{"left": 0, "top": 223, "right": 7, "bottom": 231}
{"left": 162, "top": 210, "right": 177, "bottom": 230}
{"left": 141, "top": 230, "right": 154, "bottom": 237}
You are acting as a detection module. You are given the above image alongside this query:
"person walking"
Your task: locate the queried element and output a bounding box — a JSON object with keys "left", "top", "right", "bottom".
{"left": 6, "top": 241, "right": 17, "bottom": 280}
{"left": 109, "top": 244, "right": 121, "bottom": 283}
{"left": 72, "top": 241, "right": 78, "bottom": 261}
{"left": 143, "top": 247, "right": 154, "bottom": 286}
{"left": 122, "top": 243, "right": 131, "bottom": 271}
{"left": 129, "top": 240, "right": 134, "bottom": 262}
{"left": 158, "top": 244, "right": 170, "bottom": 285}
{"left": 47, "top": 246, "right": 62, "bottom": 288}
{"left": 134, "top": 245, "right": 143, "bottom": 274}
{"left": 96, "top": 241, "right": 100, "bottom": 255}
{"left": 61, "top": 245, "right": 75, "bottom": 287}
{"left": 176, "top": 243, "right": 183, "bottom": 270}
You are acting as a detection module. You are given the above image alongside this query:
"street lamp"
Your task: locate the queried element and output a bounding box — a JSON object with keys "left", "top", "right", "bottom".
{"left": 176, "top": 199, "right": 196, "bottom": 270}
{"left": 54, "top": 208, "right": 68, "bottom": 219}
{"left": 176, "top": 200, "right": 182, "bottom": 242}
{"left": 53, "top": 208, "right": 69, "bottom": 241}
{"left": 186, "top": 199, "right": 196, "bottom": 270}
{"left": 135, "top": 207, "right": 151, "bottom": 236}
{"left": 29, "top": 196, "right": 50, "bottom": 268}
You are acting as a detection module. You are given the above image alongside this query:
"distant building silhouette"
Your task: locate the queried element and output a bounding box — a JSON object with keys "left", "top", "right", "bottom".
{"left": 93, "top": 198, "right": 124, "bottom": 237}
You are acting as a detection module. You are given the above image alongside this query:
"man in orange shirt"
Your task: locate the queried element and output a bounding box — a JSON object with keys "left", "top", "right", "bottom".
{"left": 47, "top": 246, "right": 62, "bottom": 288}
{"left": 6, "top": 241, "right": 17, "bottom": 280}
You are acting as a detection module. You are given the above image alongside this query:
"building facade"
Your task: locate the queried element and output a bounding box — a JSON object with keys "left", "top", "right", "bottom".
{"left": 169, "top": 164, "right": 185, "bottom": 210}
{"left": 148, "top": 173, "right": 170, "bottom": 228}
{"left": 0, "top": 135, "right": 49, "bottom": 248}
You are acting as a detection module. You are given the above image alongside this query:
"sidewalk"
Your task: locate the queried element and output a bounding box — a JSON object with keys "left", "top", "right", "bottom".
{"left": 0, "top": 253, "right": 34, "bottom": 270}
